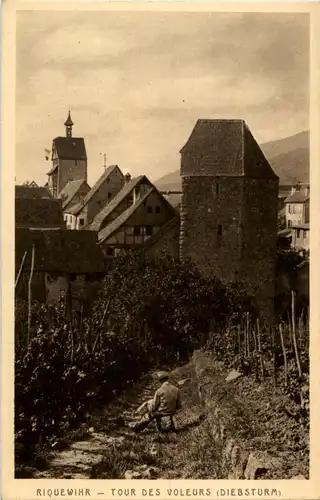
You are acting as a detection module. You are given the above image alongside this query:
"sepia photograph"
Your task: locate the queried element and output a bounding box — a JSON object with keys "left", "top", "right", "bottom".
{"left": 11, "top": 5, "right": 311, "bottom": 486}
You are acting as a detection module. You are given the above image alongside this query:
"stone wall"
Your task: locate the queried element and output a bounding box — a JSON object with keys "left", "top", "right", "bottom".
{"left": 180, "top": 176, "right": 243, "bottom": 281}
{"left": 58, "top": 159, "right": 87, "bottom": 193}
{"left": 192, "top": 350, "right": 308, "bottom": 480}
{"left": 180, "top": 174, "right": 278, "bottom": 321}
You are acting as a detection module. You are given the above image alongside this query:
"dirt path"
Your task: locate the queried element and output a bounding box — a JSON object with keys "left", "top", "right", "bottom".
{"left": 34, "top": 361, "right": 220, "bottom": 479}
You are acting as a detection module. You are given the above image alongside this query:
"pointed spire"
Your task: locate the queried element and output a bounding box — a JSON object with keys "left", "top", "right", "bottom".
{"left": 64, "top": 110, "right": 73, "bottom": 138}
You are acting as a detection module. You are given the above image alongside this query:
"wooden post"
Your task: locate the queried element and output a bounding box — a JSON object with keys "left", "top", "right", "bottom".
{"left": 271, "top": 327, "right": 277, "bottom": 388}
{"left": 15, "top": 251, "right": 27, "bottom": 289}
{"left": 256, "top": 319, "right": 264, "bottom": 381}
{"left": 246, "top": 313, "right": 250, "bottom": 357}
{"left": 291, "top": 290, "right": 302, "bottom": 378}
{"left": 237, "top": 325, "right": 241, "bottom": 355}
{"left": 252, "top": 327, "right": 259, "bottom": 382}
{"left": 279, "top": 323, "right": 288, "bottom": 387}
{"left": 92, "top": 299, "right": 111, "bottom": 354}
{"left": 27, "top": 245, "right": 35, "bottom": 345}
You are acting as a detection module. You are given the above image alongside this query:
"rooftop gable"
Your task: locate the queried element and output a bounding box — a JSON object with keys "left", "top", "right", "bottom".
{"left": 68, "top": 165, "right": 122, "bottom": 215}
{"left": 98, "top": 184, "right": 178, "bottom": 243}
{"left": 89, "top": 175, "right": 151, "bottom": 231}
{"left": 59, "top": 179, "right": 91, "bottom": 210}
{"left": 98, "top": 187, "right": 154, "bottom": 243}
{"left": 284, "top": 191, "right": 310, "bottom": 204}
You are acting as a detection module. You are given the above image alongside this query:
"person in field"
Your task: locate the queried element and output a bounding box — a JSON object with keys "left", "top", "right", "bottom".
{"left": 132, "top": 371, "right": 181, "bottom": 433}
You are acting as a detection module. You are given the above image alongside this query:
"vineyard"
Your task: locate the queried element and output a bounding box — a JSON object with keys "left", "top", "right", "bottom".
{"left": 14, "top": 251, "right": 309, "bottom": 475}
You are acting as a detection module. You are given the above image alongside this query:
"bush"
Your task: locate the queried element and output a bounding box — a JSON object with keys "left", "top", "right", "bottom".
{"left": 15, "top": 252, "right": 255, "bottom": 462}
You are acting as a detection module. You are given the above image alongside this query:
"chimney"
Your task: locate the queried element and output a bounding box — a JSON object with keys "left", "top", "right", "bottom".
{"left": 305, "top": 185, "right": 310, "bottom": 197}
{"left": 125, "top": 173, "right": 131, "bottom": 183}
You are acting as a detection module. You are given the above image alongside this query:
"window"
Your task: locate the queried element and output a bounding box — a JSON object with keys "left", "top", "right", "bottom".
{"left": 155, "top": 206, "right": 160, "bottom": 214}
{"left": 288, "top": 220, "right": 292, "bottom": 228}
{"left": 288, "top": 205, "right": 291, "bottom": 214}
{"left": 107, "top": 247, "right": 114, "bottom": 256}
{"left": 134, "top": 226, "right": 141, "bottom": 236}
{"left": 108, "top": 192, "right": 112, "bottom": 199}
{"left": 147, "top": 206, "right": 152, "bottom": 214}
{"left": 146, "top": 226, "right": 153, "bottom": 236}
{"left": 75, "top": 160, "right": 78, "bottom": 166}
{"left": 218, "top": 224, "right": 222, "bottom": 236}
{"left": 303, "top": 230, "right": 308, "bottom": 239}
{"left": 216, "top": 183, "right": 220, "bottom": 194}
{"left": 292, "top": 205, "right": 296, "bottom": 214}
{"left": 297, "top": 230, "right": 301, "bottom": 239}
{"left": 79, "top": 218, "right": 84, "bottom": 226}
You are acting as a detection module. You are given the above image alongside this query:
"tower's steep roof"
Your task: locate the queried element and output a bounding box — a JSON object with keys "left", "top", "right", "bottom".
{"left": 180, "top": 119, "right": 278, "bottom": 180}
{"left": 64, "top": 111, "right": 74, "bottom": 127}
{"left": 53, "top": 137, "right": 87, "bottom": 161}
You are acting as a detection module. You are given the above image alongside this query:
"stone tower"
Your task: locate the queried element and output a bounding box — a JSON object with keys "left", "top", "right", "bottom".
{"left": 47, "top": 111, "right": 87, "bottom": 197}
{"left": 180, "top": 119, "right": 279, "bottom": 321}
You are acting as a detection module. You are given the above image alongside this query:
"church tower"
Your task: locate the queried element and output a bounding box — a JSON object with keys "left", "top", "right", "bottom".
{"left": 47, "top": 111, "right": 87, "bottom": 197}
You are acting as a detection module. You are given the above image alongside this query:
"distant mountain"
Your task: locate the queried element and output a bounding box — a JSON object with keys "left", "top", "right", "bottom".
{"left": 155, "top": 130, "right": 309, "bottom": 190}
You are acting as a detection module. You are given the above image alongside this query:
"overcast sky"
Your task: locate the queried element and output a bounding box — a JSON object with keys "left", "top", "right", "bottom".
{"left": 16, "top": 11, "right": 309, "bottom": 186}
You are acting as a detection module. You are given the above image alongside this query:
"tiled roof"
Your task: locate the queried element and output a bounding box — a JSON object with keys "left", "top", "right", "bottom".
{"left": 278, "top": 228, "right": 292, "bottom": 237}
{"left": 142, "top": 215, "right": 180, "bottom": 249}
{"left": 180, "top": 119, "right": 278, "bottom": 180}
{"left": 89, "top": 175, "right": 148, "bottom": 231}
{"left": 15, "top": 185, "right": 51, "bottom": 199}
{"left": 53, "top": 136, "right": 87, "bottom": 160}
{"left": 98, "top": 188, "right": 154, "bottom": 243}
{"left": 292, "top": 223, "right": 310, "bottom": 230}
{"left": 15, "top": 228, "right": 105, "bottom": 274}
{"left": 284, "top": 191, "right": 309, "bottom": 204}
{"left": 67, "top": 165, "right": 121, "bottom": 216}
{"left": 59, "top": 179, "right": 90, "bottom": 210}
{"left": 15, "top": 198, "right": 65, "bottom": 229}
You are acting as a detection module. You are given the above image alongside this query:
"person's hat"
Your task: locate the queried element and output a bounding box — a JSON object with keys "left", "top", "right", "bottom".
{"left": 157, "top": 371, "right": 169, "bottom": 381}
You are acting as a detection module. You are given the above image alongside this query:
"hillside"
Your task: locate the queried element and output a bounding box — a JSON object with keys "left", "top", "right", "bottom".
{"left": 155, "top": 130, "right": 309, "bottom": 190}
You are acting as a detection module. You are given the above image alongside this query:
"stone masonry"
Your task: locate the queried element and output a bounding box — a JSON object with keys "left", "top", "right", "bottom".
{"left": 180, "top": 119, "right": 279, "bottom": 321}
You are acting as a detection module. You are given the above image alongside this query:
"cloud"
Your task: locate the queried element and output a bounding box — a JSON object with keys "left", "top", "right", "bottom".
{"left": 15, "top": 10, "right": 309, "bottom": 185}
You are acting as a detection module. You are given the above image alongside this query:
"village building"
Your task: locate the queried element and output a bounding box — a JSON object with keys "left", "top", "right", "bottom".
{"left": 179, "top": 119, "right": 279, "bottom": 321}
{"left": 65, "top": 165, "right": 125, "bottom": 229}
{"left": 142, "top": 214, "right": 180, "bottom": 260}
{"left": 46, "top": 112, "right": 87, "bottom": 197}
{"left": 86, "top": 175, "right": 177, "bottom": 256}
{"left": 15, "top": 186, "right": 65, "bottom": 230}
{"left": 59, "top": 179, "right": 91, "bottom": 214}
{"left": 291, "top": 223, "right": 309, "bottom": 252}
{"left": 15, "top": 228, "right": 106, "bottom": 308}
{"left": 284, "top": 183, "right": 309, "bottom": 229}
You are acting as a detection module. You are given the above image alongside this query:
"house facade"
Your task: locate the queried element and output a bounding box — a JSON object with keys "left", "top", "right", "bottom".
{"left": 179, "top": 119, "right": 279, "bottom": 321}
{"left": 89, "top": 175, "right": 177, "bottom": 257}
{"left": 47, "top": 112, "right": 87, "bottom": 197}
{"left": 284, "top": 184, "right": 309, "bottom": 228}
{"left": 291, "top": 223, "right": 309, "bottom": 251}
{"left": 66, "top": 165, "right": 125, "bottom": 229}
